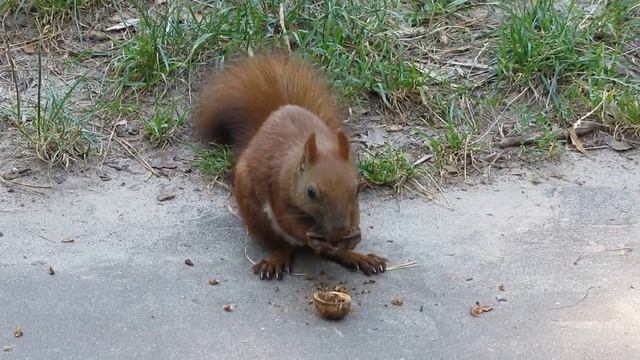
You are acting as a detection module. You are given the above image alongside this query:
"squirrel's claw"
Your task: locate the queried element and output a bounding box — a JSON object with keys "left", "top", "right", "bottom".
{"left": 252, "top": 251, "right": 293, "bottom": 281}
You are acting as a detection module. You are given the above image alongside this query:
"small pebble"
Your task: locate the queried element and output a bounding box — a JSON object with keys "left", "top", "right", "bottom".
{"left": 53, "top": 174, "right": 65, "bottom": 184}
{"left": 157, "top": 193, "right": 176, "bottom": 202}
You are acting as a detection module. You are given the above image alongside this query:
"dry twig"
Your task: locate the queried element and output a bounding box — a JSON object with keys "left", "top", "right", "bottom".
{"left": 550, "top": 286, "right": 596, "bottom": 310}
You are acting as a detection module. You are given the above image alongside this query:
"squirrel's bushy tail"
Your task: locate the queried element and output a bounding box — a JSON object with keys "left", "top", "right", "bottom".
{"left": 194, "top": 53, "right": 344, "bottom": 158}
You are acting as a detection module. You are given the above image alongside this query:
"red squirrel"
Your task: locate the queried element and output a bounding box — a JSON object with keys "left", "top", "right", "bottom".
{"left": 195, "top": 53, "right": 387, "bottom": 280}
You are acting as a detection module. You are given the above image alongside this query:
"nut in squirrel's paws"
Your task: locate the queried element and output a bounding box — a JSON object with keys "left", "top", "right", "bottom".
{"left": 252, "top": 252, "right": 292, "bottom": 280}
{"left": 339, "top": 252, "right": 388, "bottom": 276}
{"left": 307, "top": 227, "right": 362, "bottom": 254}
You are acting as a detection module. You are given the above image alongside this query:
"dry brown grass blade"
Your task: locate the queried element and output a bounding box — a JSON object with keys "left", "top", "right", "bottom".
{"left": 113, "top": 137, "right": 160, "bottom": 177}
{"left": 0, "top": 176, "right": 50, "bottom": 195}
{"left": 4, "top": 35, "right": 22, "bottom": 123}
{"left": 499, "top": 121, "right": 603, "bottom": 149}
{"left": 279, "top": 3, "right": 291, "bottom": 54}
{"left": 386, "top": 260, "right": 418, "bottom": 271}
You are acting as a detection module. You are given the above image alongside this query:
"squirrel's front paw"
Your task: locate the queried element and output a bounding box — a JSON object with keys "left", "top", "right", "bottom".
{"left": 333, "top": 251, "right": 388, "bottom": 276}
{"left": 252, "top": 250, "right": 293, "bottom": 280}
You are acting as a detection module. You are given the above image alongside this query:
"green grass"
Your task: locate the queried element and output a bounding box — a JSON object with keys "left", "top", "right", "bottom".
{"left": 111, "top": 1, "right": 219, "bottom": 94}
{"left": 110, "top": 0, "right": 427, "bottom": 105}
{"left": 144, "top": 104, "right": 186, "bottom": 146}
{"left": 2, "top": 0, "right": 639, "bottom": 177}
{"left": 423, "top": 121, "right": 472, "bottom": 172}
{"left": 497, "top": 0, "right": 640, "bottom": 133}
{"left": 357, "top": 147, "right": 420, "bottom": 189}
{"left": 1, "top": 0, "right": 104, "bottom": 26}
{"left": 10, "top": 79, "right": 95, "bottom": 169}
{"left": 498, "top": 0, "right": 590, "bottom": 84}
{"left": 193, "top": 145, "right": 234, "bottom": 177}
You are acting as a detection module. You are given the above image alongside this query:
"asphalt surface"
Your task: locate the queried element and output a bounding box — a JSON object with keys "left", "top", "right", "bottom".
{"left": 1, "top": 150, "right": 639, "bottom": 359}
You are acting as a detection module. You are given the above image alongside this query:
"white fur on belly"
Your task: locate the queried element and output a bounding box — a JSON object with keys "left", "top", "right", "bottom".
{"left": 263, "top": 202, "right": 305, "bottom": 246}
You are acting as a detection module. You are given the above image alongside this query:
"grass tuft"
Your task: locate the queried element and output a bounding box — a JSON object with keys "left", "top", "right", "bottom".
{"left": 12, "top": 80, "right": 95, "bottom": 169}
{"left": 112, "top": 1, "right": 218, "bottom": 94}
{"left": 358, "top": 147, "right": 420, "bottom": 190}
{"left": 144, "top": 104, "right": 186, "bottom": 146}
{"left": 2, "top": 0, "right": 104, "bottom": 28}
{"left": 496, "top": 0, "right": 640, "bottom": 134}
{"left": 193, "top": 145, "right": 234, "bottom": 177}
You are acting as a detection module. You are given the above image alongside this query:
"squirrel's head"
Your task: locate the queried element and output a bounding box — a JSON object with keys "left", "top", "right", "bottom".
{"left": 294, "top": 131, "right": 361, "bottom": 254}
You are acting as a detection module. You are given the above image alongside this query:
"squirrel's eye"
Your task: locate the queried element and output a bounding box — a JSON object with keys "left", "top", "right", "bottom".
{"left": 306, "top": 186, "right": 317, "bottom": 199}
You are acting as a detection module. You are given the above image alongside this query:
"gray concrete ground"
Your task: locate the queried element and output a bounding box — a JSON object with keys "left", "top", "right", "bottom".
{"left": 1, "top": 150, "right": 639, "bottom": 359}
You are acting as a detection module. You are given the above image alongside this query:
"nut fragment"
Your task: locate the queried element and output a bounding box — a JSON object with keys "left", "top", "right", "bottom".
{"left": 391, "top": 296, "right": 404, "bottom": 306}
{"left": 208, "top": 278, "right": 219, "bottom": 285}
{"left": 313, "top": 291, "right": 351, "bottom": 320}
{"left": 223, "top": 304, "right": 233, "bottom": 312}
{"left": 469, "top": 302, "right": 493, "bottom": 317}
{"left": 13, "top": 327, "right": 23, "bottom": 337}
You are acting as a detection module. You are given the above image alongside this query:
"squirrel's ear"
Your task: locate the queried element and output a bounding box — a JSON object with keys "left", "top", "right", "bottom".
{"left": 303, "top": 133, "right": 318, "bottom": 165}
{"left": 336, "top": 130, "right": 350, "bottom": 161}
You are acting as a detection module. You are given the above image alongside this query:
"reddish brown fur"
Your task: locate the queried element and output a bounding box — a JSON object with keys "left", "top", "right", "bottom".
{"left": 194, "top": 53, "right": 344, "bottom": 155}
{"left": 194, "top": 53, "right": 387, "bottom": 280}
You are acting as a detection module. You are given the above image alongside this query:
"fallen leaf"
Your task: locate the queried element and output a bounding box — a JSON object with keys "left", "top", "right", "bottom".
{"left": 391, "top": 296, "right": 404, "bottom": 306}
{"left": 609, "top": 139, "right": 633, "bottom": 152}
{"left": 184, "top": 259, "right": 194, "bottom": 266}
{"left": 208, "top": 278, "right": 219, "bottom": 285}
{"left": 387, "top": 124, "right": 403, "bottom": 132}
{"left": 22, "top": 44, "right": 36, "bottom": 54}
{"left": 443, "top": 165, "right": 459, "bottom": 175}
{"left": 85, "top": 31, "right": 109, "bottom": 41}
{"left": 469, "top": 303, "right": 493, "bottom": 317}
{"left": 149, "top": 149, "right": 179, "bottom": 169}
{"left": 498, "top": 284, "right": 505, "bottom": 292}
{"left": 3, "top": 168, "right": 32, "bottom": 180}
{"left": 13, "top": 327, "right": 23, "bottom": 337}
{"left": 439, "top": 31, "right": 449, "bottom": 44}
{"left": 568, "top": 127, "right": 587, "bottom": 155}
